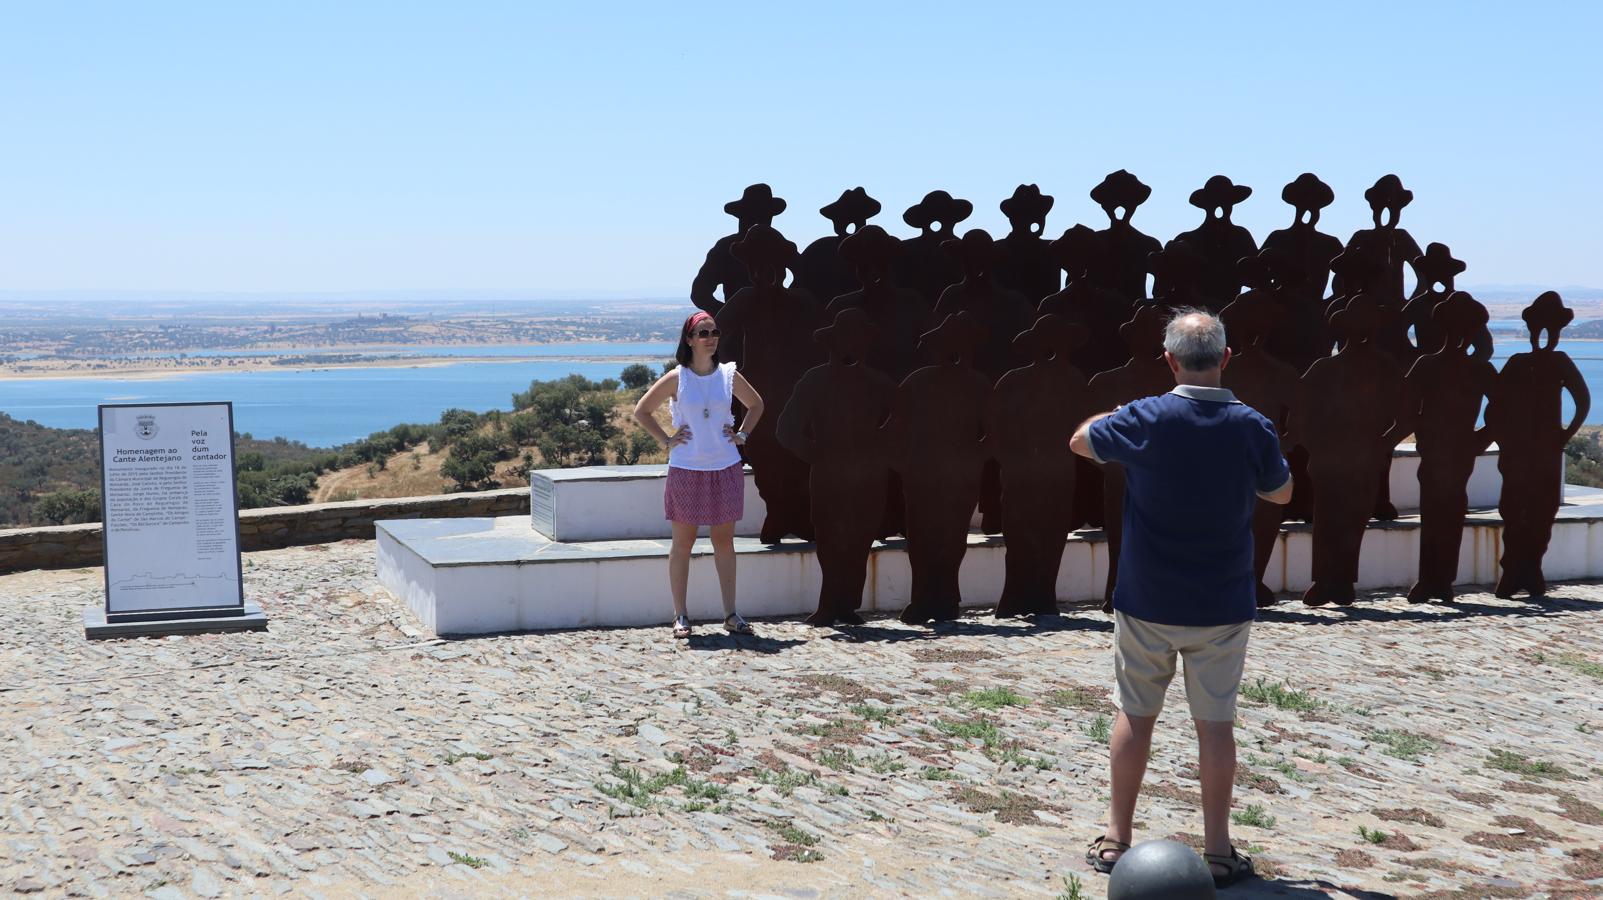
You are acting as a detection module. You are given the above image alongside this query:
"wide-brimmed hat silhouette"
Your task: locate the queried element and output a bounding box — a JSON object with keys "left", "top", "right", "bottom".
{"left": 1410, "top": 242, "right": 1466, "bottom": 288}
{"left": 1090, "top": 170, "right": 1151, "bottom": 210}
{"left": 839, "top": 224, "right": 902, "bottom": 273}
{"left": 1000, "top": 184, "right": 1054, "bottom": 224}
{"left": 1049, "top": 224, "right": 1105, "bottom": 274}
{"left": 941, "top": 229, "right": 1007, "bottom": 271}
{"left": 904, "top": 191, "right": 974, "bottom": 230}
{"left": 1522, "top": 290, "right": 1574, "bottom": 333}
{"left": 1329, "top": 292, "right": 1394, "bottom": 341}
{"left": 1013, "top": 313, "right": 1087, "bottom": 361}
{"left": 820, "top": 187, "right": 881, "bottom": 228}
{"left": 730, "top": 224, "right": 798, "bottom": 273}
{"left": 1432, "top": 290, "right": 1489, "bottom": 340}
{"left": 724, "top": 183, "right": 787, "bottom": 219}
{"left": 1363, "top": 174, "right": 1414, "bottom": 211}
{"left": 1189, "top": 175, "right": 1252, "bottom": 210}
{"left": 1120, "top": 303, "right": 1171, "bottom": 356}
{"left": 813, "top": 306, "right": 878, "bottom": 359}
{"left": 1281, "top": 173, "right": 1335, "bottom": 211}
{"left": 917, "top": 311, "right": 981, "bottom": 365}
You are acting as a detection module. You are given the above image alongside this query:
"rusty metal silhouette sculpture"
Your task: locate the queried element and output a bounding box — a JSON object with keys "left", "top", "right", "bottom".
{"left": 1039, "top": 225, "right": 1132, "bottom": 530}
{"left": 934, "top": 229, "right": 1037, "bottom": 534}
{"left": 797, "top": 187, "right": 881, "bottom": 307}
{"left": 716, "top": 224, "right": 824, "bottom": 543}
{"left": 692, "top": 184, "right": 788, "bottom": 315}
{"left": 1168, "top": 176, "right": 1258, "bottom": 310}
{"left": 1326, "top": 235, "right": 1407, "bottom": 521}
{"left": 990, "top": 314, "right": 1094, "bottom": 617}
{"left": 1335, "top": 175, "right": 1423, "bottom": 307}
{"left": 1237, "top": 247, "right": 1319, "bottom": 521}
{"left": 1089, "top": 171, "right": 1163, "bottom": 304}
{"left": 776, "top": 307, "right": 899, "bottom": 626}
{"left": 1087, "top": 304, "right": 1175, "bottom": 608}
{"left": 1403, "top": 291, "right": 1498, "bottom": 603}
{"left": 1402, "top": 242, "right": 1493, "bottom": 362}
{"left": 1486, "top": 292, "right": 1591, "bottom": 599}
{"left": 893, "top": 312, "right": 991, "bottom": 624}
{"left": 895, "top": 191, "right": 972, "bottom": 305}
{"left": 1220, "top": 290, "right": 1299, "bottom": 607}
{"left": 1148, "top": 240, "right": 1214, "bottom": 309}
{"left": 996, "top": 184, "right": 1061, "bottom": 303}
{"left": 1261, "top": 174, "right": 1343, "bottom": 321}
{"left": 1292, "top": 294, "right": 1411, "bottom": 606}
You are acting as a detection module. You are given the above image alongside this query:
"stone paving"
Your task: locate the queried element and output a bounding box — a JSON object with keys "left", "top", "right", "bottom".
{"left": 4, "top": 540, "right": 1603, "bottom": 898}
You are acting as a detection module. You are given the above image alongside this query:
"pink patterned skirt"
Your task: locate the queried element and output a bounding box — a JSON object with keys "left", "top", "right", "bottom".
{"left": 664, "top": 463, "right": 745, "bottom": 525}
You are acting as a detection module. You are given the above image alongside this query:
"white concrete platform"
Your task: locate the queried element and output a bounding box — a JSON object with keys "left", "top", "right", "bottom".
{"left": 527, "top": 447, "right": 1501, "bottom": 542}
{"left": 379, "top": 480, "right": 1599, "bottom": 637}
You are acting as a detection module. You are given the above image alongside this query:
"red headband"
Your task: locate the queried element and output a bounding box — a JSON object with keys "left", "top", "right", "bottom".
{"left": 688, "top": 312, "right": 714, "bottom": 330}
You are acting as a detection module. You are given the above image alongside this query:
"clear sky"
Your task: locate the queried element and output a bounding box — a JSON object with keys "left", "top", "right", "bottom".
{"left": 2, "top": 2, "right": 1599, "bottom": 297}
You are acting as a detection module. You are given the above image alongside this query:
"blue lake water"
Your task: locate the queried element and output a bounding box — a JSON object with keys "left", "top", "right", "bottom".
{"left": 1, "top": 344, "right": 673, "bottom": 447}
{"left": 3, "top": 338, "right": 1600, "bottom": 447}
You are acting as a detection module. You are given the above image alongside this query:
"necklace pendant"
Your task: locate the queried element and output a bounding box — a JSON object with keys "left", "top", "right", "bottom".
{"left": 702, "top": 408, "right": 710, "bottom": 419}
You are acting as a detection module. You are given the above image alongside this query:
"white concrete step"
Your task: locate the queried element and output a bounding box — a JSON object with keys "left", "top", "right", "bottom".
{"left": 527, "top": 445, "right": 1502, "bottom": 542}
{"left": 379, "top": 479, "right": 1597, "bottom": 637}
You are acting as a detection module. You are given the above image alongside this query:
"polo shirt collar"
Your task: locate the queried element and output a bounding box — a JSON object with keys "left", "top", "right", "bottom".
{"left": 1170, "top": 384, "right": 1240, "bottom": 403}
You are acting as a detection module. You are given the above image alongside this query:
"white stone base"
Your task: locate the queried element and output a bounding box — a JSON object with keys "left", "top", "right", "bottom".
{"left": 527, "top": 447, "right": 1501, "bottom": 542}
{"left": 379, "top": 483, "right": 1601, "bottom": 636}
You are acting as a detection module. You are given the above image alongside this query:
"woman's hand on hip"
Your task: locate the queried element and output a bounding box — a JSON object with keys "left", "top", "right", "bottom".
{"left": 724, "top": 424, "right": 746, "bottom": 445}
{"left": 667, "top": 426, "right": 692, "bottom": 448}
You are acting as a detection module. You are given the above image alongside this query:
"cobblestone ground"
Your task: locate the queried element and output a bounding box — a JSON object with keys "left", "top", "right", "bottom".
{"left": 4, "top": 540, "right": 1603, "bottom": 899}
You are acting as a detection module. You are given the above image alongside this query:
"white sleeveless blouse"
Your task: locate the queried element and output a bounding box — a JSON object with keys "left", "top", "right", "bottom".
{"left": 668, "top": 362, "right": 741, "bottom": 471}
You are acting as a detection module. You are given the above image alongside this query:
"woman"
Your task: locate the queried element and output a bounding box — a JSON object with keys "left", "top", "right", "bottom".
{"left": 632, "top": 311, "right": 764, "bottom": 638}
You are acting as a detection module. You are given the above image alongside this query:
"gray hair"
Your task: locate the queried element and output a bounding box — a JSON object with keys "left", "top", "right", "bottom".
{"left": 1163, "top": 308, "right": 1227, "bottom": 371}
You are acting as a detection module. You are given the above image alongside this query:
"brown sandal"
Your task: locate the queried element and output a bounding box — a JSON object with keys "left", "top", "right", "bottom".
{"left": 1203, "top": 846, "right": 1255, "bottom": 887}
{"left": 1084, "top": 834, "right": 1130, "bottom": 873}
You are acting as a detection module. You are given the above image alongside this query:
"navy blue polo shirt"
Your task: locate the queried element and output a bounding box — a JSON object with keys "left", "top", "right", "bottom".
{"left": 1088, "top": 385, "right": 1291, "bottom": 626}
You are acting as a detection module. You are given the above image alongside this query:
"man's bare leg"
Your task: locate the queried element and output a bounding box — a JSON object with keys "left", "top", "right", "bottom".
{"left": 1103, "top": 711, "right": 1157, "bottom": 861}
{"left": 1196, "top": 717, "right": 1237, "bottom": 871}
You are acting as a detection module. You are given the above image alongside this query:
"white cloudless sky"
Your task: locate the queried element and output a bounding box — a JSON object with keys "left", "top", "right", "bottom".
{"left": 1, "top": 1, "right": 1599, "bottom": 297}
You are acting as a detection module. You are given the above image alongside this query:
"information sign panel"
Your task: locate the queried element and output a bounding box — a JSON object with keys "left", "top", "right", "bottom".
{"left": 99, "top": 402, "right": 245, "bottom": 620}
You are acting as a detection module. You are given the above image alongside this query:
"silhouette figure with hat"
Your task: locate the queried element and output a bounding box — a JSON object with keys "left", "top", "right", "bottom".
{"left": 1088, "top": 170, "right": 1163, "bottom": 304}
{"left": 1087, "top": 304, "right": 1176, "bottom": 610}
{"left": 1333, "top": 175, "right": 1423, "bottom": 309}
{"left": 892, "top": 312, "right": 992, "bottom": 624}
{"left": 1485, "top": 292, "right": 1591, "bottom": 599}
{"left": 1147, "top": 240, "right": 1213, "bottom": 309}
{"left": 894, "top": 190, "right": 972, "bottom": 305}
{"left": 1236, "top": 247, "right": 1319, "bottom": 522}
{"left": 776, "top": 307, "right": 899, "bottom": 626}
{"left": 934, "top": 229, "right": 1037, "bottom": 534}
{"left": 1220, "top": 290, "right": 1300, "bottom": 606}
{"left": 1401, "top": 291, "right": 1498, "bottom": 603}
{"left": 995, "top": 184, "right": 1062, "bottom": 303}
{"left": 692, "top": 184, "right": 793, "bottom": 316}
{"left": 1401, "top": 242, "right": 1492, "bottom": 362}
{"left": 715, "top": 224, "right": 824, "bottom": 544}
{"left": 1166, "top": 176, "right": 1259, "bottom": 311}
{"left": 1039, "top": 225, "right": 1133, "bottom": 530}
{"left": 827, "top": 225, "right": 936, "bottom": 540}
{"left": 1290, "top": 293, "right": 1412, "bottom": 607}
{"left": 1261, "top": 173, "right": 1344, "bottom": 319}
{"left": 989, "top": 314, "right": 1095, "bottom": 617}
{"left": 796, "top": 187, "right": 881, "bottom": 308}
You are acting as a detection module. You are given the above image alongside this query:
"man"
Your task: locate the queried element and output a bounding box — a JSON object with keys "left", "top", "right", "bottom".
{"left": 1069, "top": 308, "right": 1292, "bottom": 888}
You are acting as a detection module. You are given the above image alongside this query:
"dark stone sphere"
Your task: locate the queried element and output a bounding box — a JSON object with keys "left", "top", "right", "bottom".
{"left": 1106, "top": 839, "right": 1217, "bottom": 900}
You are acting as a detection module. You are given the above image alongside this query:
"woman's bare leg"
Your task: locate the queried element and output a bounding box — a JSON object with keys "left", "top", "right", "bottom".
{"left": 669, "top": 520, "right": 698, "bottom": 619}
{"left": 709, "top": 521, "right": 737, "bottom": 617}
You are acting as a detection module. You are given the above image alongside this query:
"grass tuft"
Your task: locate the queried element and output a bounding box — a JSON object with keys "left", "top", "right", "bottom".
{"left": 1239, "top": 677, "right": 1323, "bottom": 712}
{"left": 960, "top": 687, "right": 1029, "bottom": 710}
{"left": 1231, "top": 803, "right": 1277, "bottom": 828}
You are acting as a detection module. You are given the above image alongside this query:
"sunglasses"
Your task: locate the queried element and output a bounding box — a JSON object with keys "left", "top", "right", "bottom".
{"left": 694, "top": 328, "right": 721, "bottom": 338}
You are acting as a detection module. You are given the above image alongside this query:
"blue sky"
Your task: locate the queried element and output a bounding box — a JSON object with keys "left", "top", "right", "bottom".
{"left": 1, "top": 2, "right": 1599, "bottom": 296}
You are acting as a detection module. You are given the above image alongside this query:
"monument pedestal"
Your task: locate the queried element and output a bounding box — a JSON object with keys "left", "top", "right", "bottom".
{"left": 83, "top": 604, "right": 268, "bottom": 640}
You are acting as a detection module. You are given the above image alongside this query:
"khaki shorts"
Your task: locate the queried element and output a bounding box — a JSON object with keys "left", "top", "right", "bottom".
{"left": 1113, "top": 612, "right": 1251, "bottom": 721}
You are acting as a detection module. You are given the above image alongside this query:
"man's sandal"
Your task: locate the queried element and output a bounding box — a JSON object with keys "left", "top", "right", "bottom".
{"left": 724, "top": 613, "right": 754, "bottom": 635}
{"left": 1084, "top": 834, "right": 1129, "bottom": 874}
{"left": 1204, "top": 846, "right": 1255, "bottom": 888}
{"left": 672, "top": 615, "right": 692, "bottom": 639}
